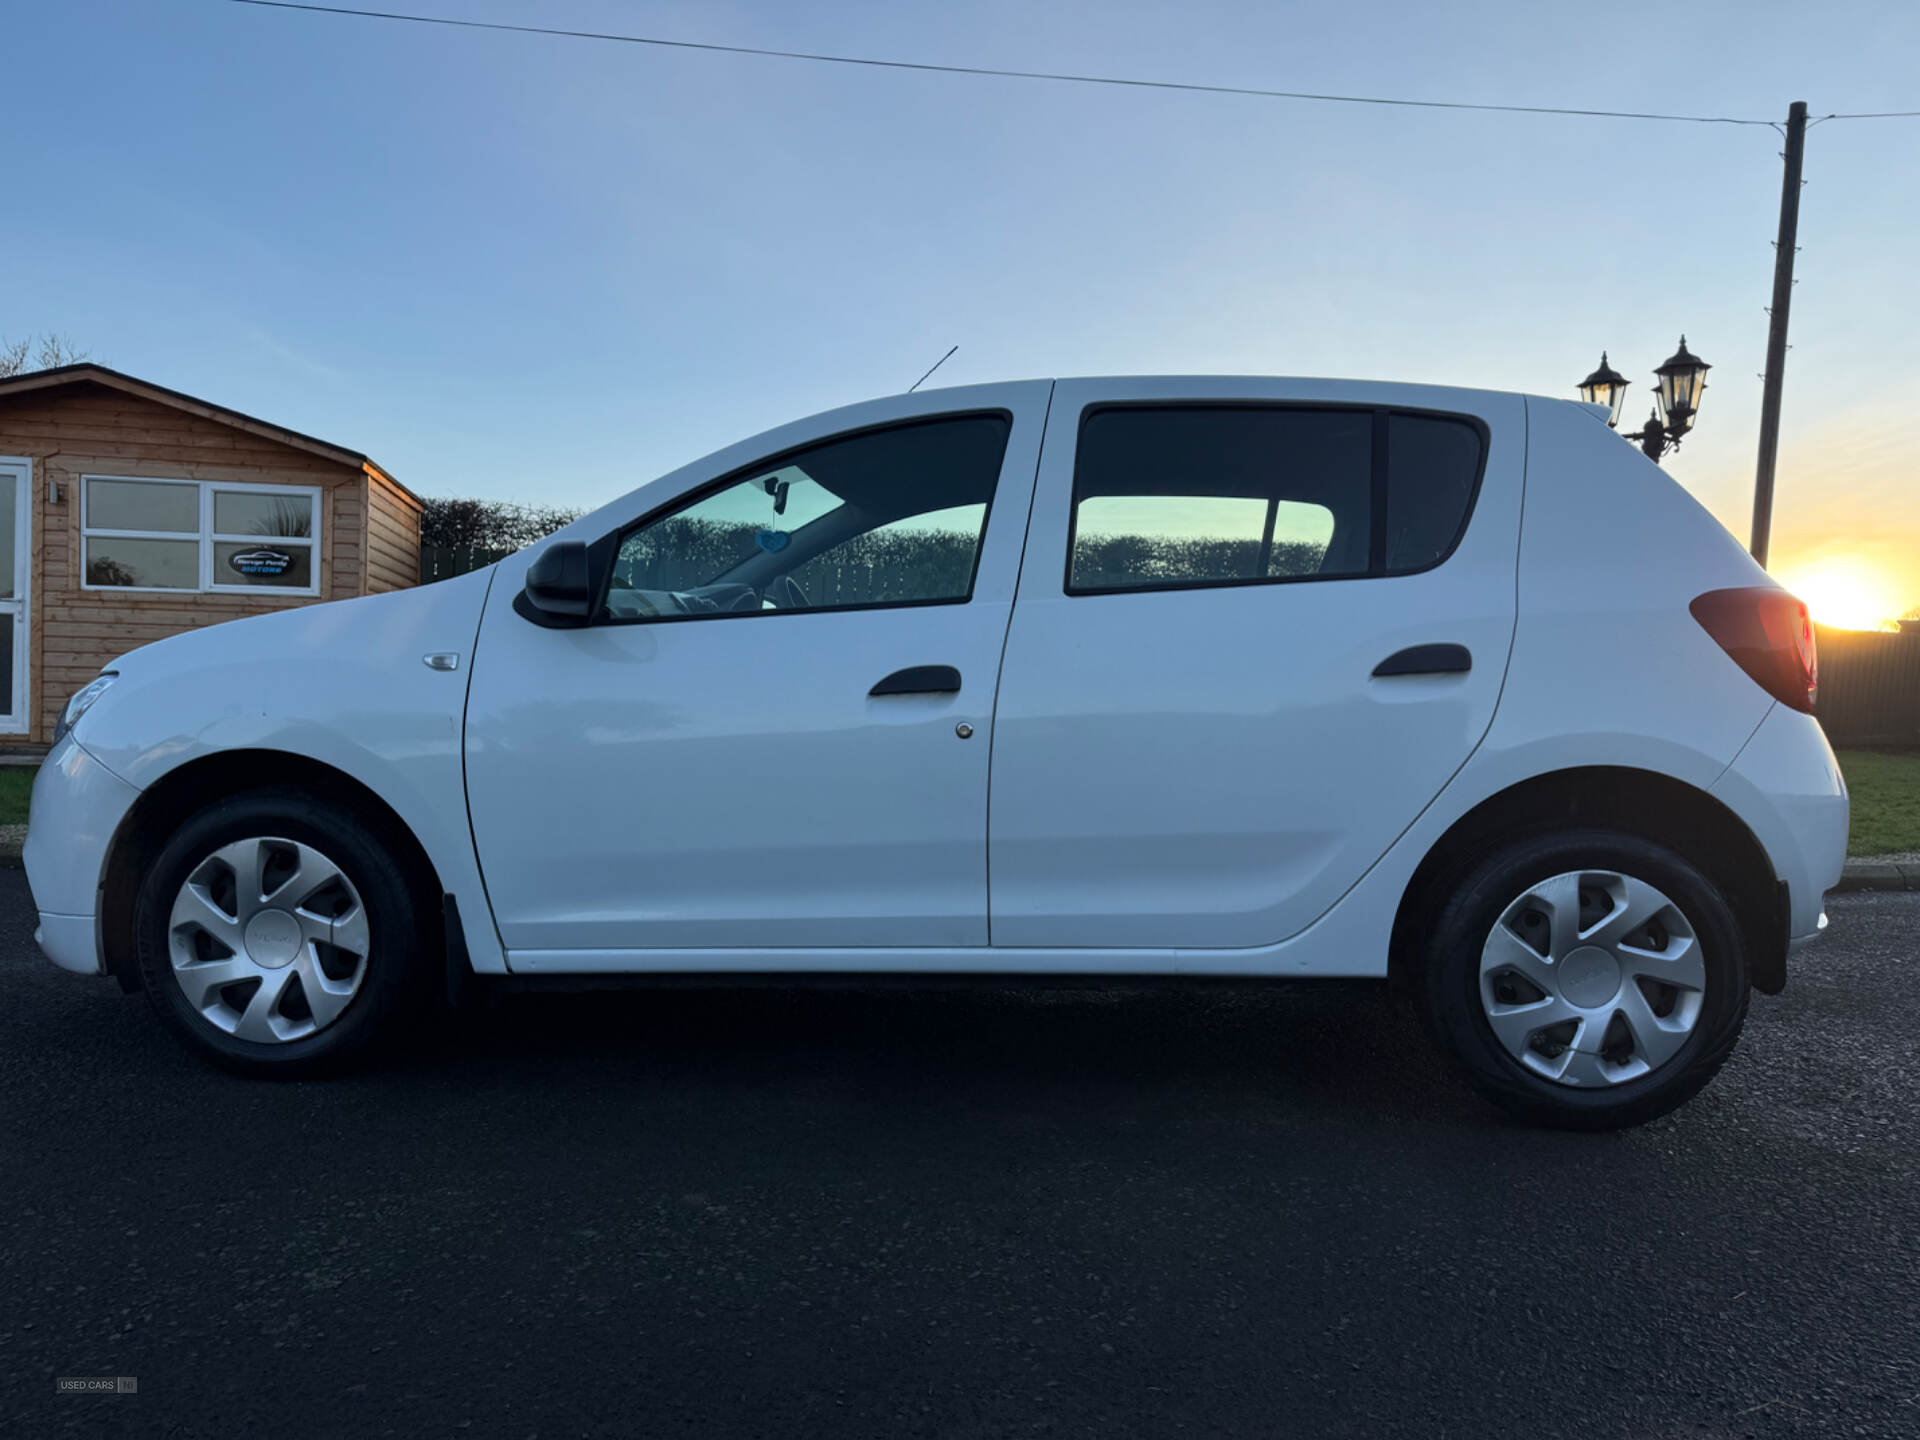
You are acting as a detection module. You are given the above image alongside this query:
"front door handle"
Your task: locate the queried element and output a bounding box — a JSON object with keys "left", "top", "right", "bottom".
{"left": 1372, "top": 644, "right": 1472, "bottom": 678}
{"left": 870, "top": 665, "right": 962, "bottom": 697}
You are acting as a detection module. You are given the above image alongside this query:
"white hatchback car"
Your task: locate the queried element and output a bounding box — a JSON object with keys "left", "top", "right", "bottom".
{"left": 28, "top": 377, "right": 1847, "bottom": 1127}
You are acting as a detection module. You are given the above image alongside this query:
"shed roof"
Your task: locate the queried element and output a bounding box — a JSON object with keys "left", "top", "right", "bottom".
{"left": 0, "top": 363, "right": 419, "bottom": 506}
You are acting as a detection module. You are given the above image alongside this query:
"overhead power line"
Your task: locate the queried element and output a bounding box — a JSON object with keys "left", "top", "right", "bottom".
{"left": 226, "top": 0, "right": 1796, "bottom": 128}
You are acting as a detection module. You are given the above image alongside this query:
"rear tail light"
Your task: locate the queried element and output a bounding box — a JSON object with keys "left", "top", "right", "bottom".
{"left": 1690, "top": 587, "right": 1817, "bottom": 713}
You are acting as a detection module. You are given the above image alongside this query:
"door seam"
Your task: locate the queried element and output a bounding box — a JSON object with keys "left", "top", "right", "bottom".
{"left": 984, "top": 380, "right": 1057, "bottom": 947}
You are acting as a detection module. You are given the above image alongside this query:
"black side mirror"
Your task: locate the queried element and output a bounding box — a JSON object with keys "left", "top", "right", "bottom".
{"left": 515, "top": 539, "right": 592, "bottom": 627}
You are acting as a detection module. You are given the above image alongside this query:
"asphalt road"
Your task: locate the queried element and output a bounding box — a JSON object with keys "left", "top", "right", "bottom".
{"left": 3, "top": 873, "right": 1917, "bottom": 1440}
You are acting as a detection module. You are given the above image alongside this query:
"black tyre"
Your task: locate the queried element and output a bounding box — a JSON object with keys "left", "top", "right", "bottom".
{"left": 133, "top": 787, "right": 430, "bottom": 1076}
{"left": 1419, "top": 828, "right": 1750, "bottom": 1130}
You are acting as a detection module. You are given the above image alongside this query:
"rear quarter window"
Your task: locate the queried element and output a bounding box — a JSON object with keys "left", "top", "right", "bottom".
{"left": 1385, "top": 413, "right": 1484, "bottom": 573}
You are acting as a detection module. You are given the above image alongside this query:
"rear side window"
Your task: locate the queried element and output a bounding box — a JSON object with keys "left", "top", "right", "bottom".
{"left": 1067, "top": 405, "right": 1484, "bottom": 595}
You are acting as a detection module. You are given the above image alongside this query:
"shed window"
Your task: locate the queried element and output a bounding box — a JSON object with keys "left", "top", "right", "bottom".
{"left": 82, "top": 477, "right": 322, "bottom": 595}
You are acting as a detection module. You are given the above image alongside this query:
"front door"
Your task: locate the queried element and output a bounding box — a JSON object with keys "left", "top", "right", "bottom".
{"left": 463, "top": 383, "right": 1051, "bottom": 964}
{"left": 987, "top": 379, "right": 1524, "bottom": 954}
{"left": 0, "top": 460, "right": 30, "bottom": 735}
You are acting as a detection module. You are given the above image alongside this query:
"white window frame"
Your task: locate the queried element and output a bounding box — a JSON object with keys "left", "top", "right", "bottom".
{"left": 80, "top": 475, "right": 323, "bottom": 597}
{"left": 0, "top": 456, "right": 32, "bottom": 735}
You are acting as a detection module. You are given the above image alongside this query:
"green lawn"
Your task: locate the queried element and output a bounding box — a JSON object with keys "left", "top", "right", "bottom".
{"left": 0, "top": 768, "right": 32, "bottom": 828}
{"left": 0, "top": 748, "right": 1913, "bottom": 853}
{"left": 1836, "top": 749, "right": 1920, "bottom": 857}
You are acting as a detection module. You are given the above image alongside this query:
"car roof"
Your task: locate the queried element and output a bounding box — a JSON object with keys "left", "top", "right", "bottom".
{"left": 909, "top": 374, "right": 1554, "bottom": 411}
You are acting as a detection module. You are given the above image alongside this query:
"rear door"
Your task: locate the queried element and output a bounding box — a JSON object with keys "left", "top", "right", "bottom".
{"left": 987, "top": 378, "right": 1524, "bottom": 953}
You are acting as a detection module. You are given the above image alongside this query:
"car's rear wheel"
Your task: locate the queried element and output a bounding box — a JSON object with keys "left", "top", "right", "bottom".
{"left": 133, "top": 788, "right": 429, "bottom": 1075}
{"left": 1419, "top": 829, "right": 1750, "bottom": 1130}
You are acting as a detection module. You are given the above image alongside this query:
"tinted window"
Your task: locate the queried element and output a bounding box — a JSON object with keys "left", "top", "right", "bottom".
{"left": 786, "top": 503, "right": 988, "bottom": 608}
{"left": 1067, "top": 404, "right": 1484, "bottom": 595}
{"left": 611, "top": 468, "right": 847, "bottom": 599}
{"left": 1386, "top": 414, "right": 1482, "bottom": 572}
{"left": 604, "top": 414, "right": 1009, "bottom": 621}
{"left": 1068, "top": 407, "right": 1372, "bottom": 594}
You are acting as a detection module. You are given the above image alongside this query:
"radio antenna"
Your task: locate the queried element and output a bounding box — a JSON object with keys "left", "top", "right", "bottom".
{"left": 907, "top": 344, "right": 958, "bottom": 393}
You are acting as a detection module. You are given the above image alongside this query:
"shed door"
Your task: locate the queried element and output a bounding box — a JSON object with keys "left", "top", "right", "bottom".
{"left": 0, "top": 460, "right": 28, "bottom": 734}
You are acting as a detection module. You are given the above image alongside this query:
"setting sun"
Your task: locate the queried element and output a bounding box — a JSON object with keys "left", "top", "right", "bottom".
{"left": 1778, "top": 559, "right": 1904, "bottom": 631}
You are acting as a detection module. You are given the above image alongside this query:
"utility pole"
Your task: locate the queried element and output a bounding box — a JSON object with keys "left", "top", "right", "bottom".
{"left": 1749, "top": 100, "right": 1808, "bottom": 569}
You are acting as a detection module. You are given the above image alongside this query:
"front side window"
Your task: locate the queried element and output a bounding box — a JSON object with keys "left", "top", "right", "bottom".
{"left": 785, "top": 503, "right": 988, "bottom": 609}
{"left": 1066, "top": 405, "right": 1484, "bottom": 595}
{"left": 82, "top": 476, "right": 320, "bottom": 593}
{"left": 603, "top": 413, "right": 1009, "bottom": 622}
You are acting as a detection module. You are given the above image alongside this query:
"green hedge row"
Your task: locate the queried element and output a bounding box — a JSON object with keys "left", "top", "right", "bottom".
{"left": 616, "top": 518, "right": 1328, "bottom": 603}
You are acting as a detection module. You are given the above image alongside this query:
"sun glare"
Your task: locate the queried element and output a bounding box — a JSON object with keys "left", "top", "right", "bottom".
{"left": 1779, "top": 560, "right": 1902, "bottom": 631}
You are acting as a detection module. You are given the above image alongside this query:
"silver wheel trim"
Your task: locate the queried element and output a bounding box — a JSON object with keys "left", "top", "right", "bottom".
{"left": 167, "top": 836, "right": 371, "bottom": 1044}
{"left": 1478, "top": 869, "right": 1706, "bottom": 1089}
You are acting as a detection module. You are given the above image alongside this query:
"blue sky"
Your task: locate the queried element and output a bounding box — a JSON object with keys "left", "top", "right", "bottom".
{"left": 9, "top": 0, "right": 1920, "bottom": 616}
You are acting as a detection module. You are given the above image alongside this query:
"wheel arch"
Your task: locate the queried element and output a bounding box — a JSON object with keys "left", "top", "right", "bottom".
{"left": 1388, "top": 765, "right": 1788, "bottom": 998}
{"left": 99, "top": 749, "right": 447, "bottom": 990}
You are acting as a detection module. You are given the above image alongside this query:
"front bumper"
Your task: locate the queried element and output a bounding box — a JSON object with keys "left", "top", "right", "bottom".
{"left": 23, "top": 737, "right": 142, "bottom": 977}
{"left": 34, "top": 913, "right": 101, "bottom": 976}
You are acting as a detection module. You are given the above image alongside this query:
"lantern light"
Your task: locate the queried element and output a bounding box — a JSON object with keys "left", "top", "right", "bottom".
{"left": 1577, "top": 352, "right": 1633, "bottom": 430}
{"left": 1652, "top": 336, "right": 1711, "bottom": 434}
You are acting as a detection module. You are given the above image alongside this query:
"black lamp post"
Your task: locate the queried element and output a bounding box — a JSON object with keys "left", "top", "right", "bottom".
{"left": 1577, "top": 338, "right": 1712, "bottom": 463}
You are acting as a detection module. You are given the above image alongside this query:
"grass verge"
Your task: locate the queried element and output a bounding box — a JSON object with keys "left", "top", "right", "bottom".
{"left": 0, "top": 768, "right": 32, "bottom": 828}
{"left": 1836, "top": 749, "right": 1920, "bottom": 857}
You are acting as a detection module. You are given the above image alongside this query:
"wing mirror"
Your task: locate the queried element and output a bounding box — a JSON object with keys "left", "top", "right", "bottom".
{"left": 516, "top": 539, "right": 593, "bottom": 627}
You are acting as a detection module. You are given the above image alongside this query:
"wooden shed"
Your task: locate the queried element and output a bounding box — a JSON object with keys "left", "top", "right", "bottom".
{"left": 0, "top": 364, "right": 422, "bottom": 745}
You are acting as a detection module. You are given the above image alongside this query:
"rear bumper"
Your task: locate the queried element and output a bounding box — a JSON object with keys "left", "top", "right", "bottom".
{"left": 1710, "top": 704, "right": 1849, "bottom": 941}
{"left": 23, "top": 737, "right": 141, "bottom": 978}
{"left": 1788, "top": 910, "right": 1828, "bottom": 954}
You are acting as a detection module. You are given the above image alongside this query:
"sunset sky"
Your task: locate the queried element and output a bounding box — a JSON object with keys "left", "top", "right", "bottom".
{"left": 9, "top": 0, "right": 1919, "bottom": 624}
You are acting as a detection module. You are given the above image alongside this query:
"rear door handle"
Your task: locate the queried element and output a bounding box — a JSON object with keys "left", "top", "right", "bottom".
{"left": 1372, "top": 644, "right": 1472, "bottom": 677}
{"left": 870, "top": 665, "right": 962, "bottom": 697}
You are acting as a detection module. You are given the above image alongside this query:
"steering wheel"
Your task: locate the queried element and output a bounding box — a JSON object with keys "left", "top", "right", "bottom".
{"left": 767, "top": 574, "right": 811, "bottom": 611}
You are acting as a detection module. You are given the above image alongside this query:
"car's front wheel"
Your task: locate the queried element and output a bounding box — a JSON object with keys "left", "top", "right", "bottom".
{"left": 1419, "top": 829, "right": 1751, "bottom": 1130}
{"left": 133, "top": 788, "right": 429, "bottom": 1075}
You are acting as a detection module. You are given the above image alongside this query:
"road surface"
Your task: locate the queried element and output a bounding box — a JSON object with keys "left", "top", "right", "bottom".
{"left": 3, "top": 874, "right": 1915, "bottom": 1438}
